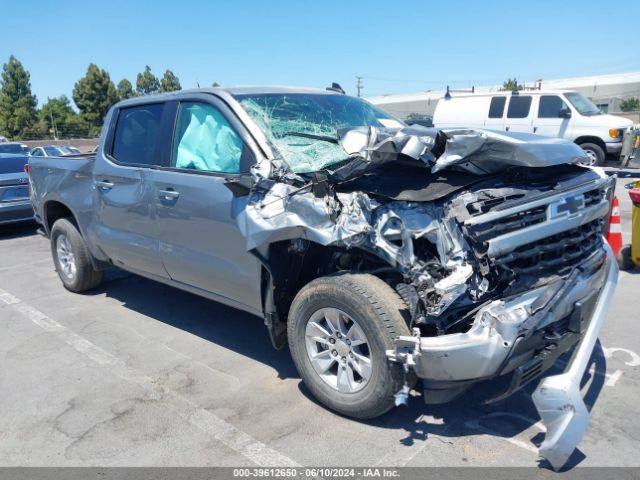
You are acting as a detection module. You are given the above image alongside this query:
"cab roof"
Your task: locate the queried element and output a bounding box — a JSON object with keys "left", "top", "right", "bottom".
{"left": 115, "top": 85, "right": 342, "bottom": 108}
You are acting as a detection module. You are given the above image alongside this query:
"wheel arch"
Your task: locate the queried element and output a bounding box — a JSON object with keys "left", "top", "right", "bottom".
{"left": 43, "top": 200, "right": 107, "bottom": 271}
{"left": 252, "top": 239, "right": 399, "bottom": 349}
{"left": 574, "top": 136, "right": 607, "bottom": 152}
{"left": 43, "top": 200, "right": 79, "bottom": 234}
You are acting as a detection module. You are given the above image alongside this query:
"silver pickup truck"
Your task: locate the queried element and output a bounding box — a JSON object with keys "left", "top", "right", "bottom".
{"left": 28, "top": 87, "right": 617, "bottom": 469}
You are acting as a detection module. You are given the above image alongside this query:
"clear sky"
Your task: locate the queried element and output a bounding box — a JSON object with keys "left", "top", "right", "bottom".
{"left": 1, "top": 0, "right": 639, "bottom": 106}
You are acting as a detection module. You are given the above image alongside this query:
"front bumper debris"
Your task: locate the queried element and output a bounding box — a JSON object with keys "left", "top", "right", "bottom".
{"left": 387, "top": 242, "right": 617, "bottom": 470}
{"left": 532, "top": 242, "right": 618, "bottom": 470}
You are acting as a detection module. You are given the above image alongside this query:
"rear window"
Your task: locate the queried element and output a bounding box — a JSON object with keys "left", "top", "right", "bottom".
{"left": 111, "top": 104, "right": 164, "bottom": 166}
{"left": 488, "top": 97, "right": 506, "bottom": 118}
{"left": 507, "top": 96, "right": 532, "bottom": 118}
{"left": 538, "top": 95, "right": 567, "bottom": 118}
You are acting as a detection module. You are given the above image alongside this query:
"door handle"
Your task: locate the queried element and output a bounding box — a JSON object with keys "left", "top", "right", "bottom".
{"left": 158, "top": 189, "right": 180, "bottom": 200}
{"left": 95, "top": 180, "right": 114, "bottom": 191}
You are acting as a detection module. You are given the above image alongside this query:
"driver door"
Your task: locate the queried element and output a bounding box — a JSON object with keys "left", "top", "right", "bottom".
{"left": 152, "top": 96, "right": 262, "bottom": 313}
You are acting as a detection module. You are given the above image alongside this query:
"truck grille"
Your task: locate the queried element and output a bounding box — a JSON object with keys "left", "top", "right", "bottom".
{"left": 466, "top": 205, "right": 547, "bottom": 242}
{"left": 466, "top": 187, "right": 603, "bottom": 243}
{"left": 464, "top": 183, "right": 609, "bottom": 279}
{"left": 493, "top": 219, "right": 603, "bottom": 276}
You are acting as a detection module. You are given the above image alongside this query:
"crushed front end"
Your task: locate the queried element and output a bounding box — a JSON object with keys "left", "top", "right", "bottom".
{"left": 385, "top": 165, "right": 617, "bottom": 469}
{"left": 235, "top": 112, "right": 617, "bottom": 470}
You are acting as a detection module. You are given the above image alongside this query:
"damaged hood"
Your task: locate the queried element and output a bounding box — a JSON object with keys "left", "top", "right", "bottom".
{"left": 241, "top": 125, "right": 592, "bottom": 255}
{"left": 326, "top": 125, "right": 590, "bottom": 180}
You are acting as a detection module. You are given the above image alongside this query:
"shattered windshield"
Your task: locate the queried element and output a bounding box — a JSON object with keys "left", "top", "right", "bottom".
{"left": 235, "top": 93, "right": 398, "bottom": 173}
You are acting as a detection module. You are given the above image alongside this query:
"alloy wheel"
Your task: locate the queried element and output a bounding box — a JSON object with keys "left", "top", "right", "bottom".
{"left": 56, "top": 234, "right": 77, "bottom": 280}
{"left": 304, "top": 307, "right": 372, "bottom": 393}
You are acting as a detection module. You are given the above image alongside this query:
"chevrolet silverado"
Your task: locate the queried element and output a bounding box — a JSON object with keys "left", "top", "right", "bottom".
{"left": 28, "top": 87, "right": 618, "bottom": 469}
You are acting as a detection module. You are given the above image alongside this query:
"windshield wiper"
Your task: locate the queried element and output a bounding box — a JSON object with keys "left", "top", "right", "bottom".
{"left": 283, "top": 132, "right": 339, "bottom": 144}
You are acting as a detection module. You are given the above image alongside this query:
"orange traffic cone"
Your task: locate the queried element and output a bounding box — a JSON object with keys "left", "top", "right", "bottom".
{"left": 607, "top": 196, "right": 623, "bottom": 257}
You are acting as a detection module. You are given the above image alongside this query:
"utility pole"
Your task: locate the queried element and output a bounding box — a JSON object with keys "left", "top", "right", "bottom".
{"left": 356, "top": 76, "right": 363, "bottom": 97}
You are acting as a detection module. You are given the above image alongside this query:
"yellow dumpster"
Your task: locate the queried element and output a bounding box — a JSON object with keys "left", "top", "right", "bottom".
{"left": 619, "top": 180, "right": 640, "bottom": 270}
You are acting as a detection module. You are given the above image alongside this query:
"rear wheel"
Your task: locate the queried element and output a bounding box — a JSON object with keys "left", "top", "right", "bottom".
{"left": 578, "top": 142, "right": 605, "bottom": 166}
{"left": 287, "top": 273, "right": 410, "bottom": 419}
{"left": 50, "top": 218, "right": 103, "bottom": 292}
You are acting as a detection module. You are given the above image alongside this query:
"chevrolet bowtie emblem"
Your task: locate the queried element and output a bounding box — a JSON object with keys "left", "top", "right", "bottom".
{"left": 548, "top": 194, "right": 585, "bottom": 219}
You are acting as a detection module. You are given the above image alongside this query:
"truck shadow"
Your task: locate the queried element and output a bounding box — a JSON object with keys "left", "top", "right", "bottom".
{"left": 93, "top": 268, "right": 299, "bottom": 380}
{"left": 0, "top": 221, "right": 38, "bottom": 239}
{"left": 92, "top": 268, "right": 606, "bottom": 471}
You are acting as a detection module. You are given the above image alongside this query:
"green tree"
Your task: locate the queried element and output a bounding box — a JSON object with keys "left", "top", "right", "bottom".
{"left": 39, "top": 95, "right": 75, "bottom": 138}
{"left": 211, "top": 82, "right": 221, "bottom": 87}
{"left": 620, "top": 97, "right": 640, "bottom": 112}
{"left": 0, "top": 55, "right": 38, "bottom": 139}
{"left": 116, "top": 79, "right": 135, "bottom": 100}
{"left": 136, "top": 66, "right": 160, "bottom": 95}
{"left": 160, "top": 69, "right": 181, "bottom": 92}
{"left": 72, "top": 63, "right": 118, "bottom": 130}
{"left": 501, "top": 78, "right": 523, "bottom": 91}
{"left": 64, "top": 115, "right": 92, "bottom": 138}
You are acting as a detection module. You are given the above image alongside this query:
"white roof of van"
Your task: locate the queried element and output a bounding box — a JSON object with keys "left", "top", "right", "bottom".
{"left": 432, "top": 90, "right": 575, "bottom": 99}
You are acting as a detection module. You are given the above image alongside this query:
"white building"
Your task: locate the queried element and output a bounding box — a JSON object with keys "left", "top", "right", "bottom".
{"left": 367, "top": 72, "right": 640, "bottom": 119}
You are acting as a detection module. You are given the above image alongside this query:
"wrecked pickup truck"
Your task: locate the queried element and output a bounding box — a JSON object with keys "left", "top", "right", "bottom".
{"left": 28, "top": 87, "right": 617, "bottom": 469}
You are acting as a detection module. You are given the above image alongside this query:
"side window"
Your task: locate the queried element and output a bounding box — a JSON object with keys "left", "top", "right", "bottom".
{"left": 538, "top": 95, "right": 568, "bottom": 118}
{"left": 111, "top": 103, "right": 164, "bottom": 166}
{"left": 488, "top": 97, "right": 506, "bottom": 118}
{"left": 171, "top": 102, "right": 244, "bottom": 174}
{"left": 506, "top": 96, "right": 532, "bottom": 118}
{"left": 31, "top": 148, "right": 42, "bottom": 156}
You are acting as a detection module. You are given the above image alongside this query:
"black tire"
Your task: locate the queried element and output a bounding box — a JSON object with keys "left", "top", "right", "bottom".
{"left": 288, "top": 273, "right": 410, "bottom": 419}
{"left": 50, "top": 218, "right": 103, "bottom": 292}
{"left": 578, "top": 142, "right": 605, "bottom": 166}
{"left": 617, "top": 245, "right": 635, "bottom": 271}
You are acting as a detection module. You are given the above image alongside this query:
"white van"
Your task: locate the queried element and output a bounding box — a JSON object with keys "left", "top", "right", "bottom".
{"left": 433, "top": 90, "right": 633, "bottom": 165}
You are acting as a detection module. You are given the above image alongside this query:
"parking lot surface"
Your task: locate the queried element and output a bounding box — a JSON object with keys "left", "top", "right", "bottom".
{"left": 0, "top": 173, "right": 639, "bottom": 469}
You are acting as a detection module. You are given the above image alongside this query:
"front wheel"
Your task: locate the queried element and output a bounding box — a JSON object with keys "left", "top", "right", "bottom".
{"left": 578, "top": 142, "right": 605, "bottom": 166}
{"left": 287, "top": 273, "right": 410, "bottom": 419}
{"left": 50, "top": 218, "right": 103, "bottom": 292}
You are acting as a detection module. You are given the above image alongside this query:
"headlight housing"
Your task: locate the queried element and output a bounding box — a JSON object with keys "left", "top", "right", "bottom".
{"left": 609, "top": 128, "right": 623, "bottom": 139}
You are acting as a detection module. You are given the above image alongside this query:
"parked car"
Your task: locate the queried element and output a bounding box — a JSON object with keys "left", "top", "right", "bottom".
{"left": 0, "top": 142, "right": 30, "bottom": 155}
{"left": 30, "top": 145, "right": 81, "bottom": 157}
{"left": 28, "top": 87, "right": 618, "bottom": 469}
{"left": 0, "top": 136, "right": 7, "bottom": 143}
{"left": 433, "top": 90, "right": 633, "bottom": 166}
{"left": 0, "top": 153, "right": 33, "bottom": 225}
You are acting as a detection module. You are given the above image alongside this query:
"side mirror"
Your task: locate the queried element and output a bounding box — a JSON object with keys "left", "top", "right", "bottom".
{"left": 559, "top": 108, "right": 572, "bottom": 119}
{"left": 224, "top": 174, "right": 253, "bottom": 197}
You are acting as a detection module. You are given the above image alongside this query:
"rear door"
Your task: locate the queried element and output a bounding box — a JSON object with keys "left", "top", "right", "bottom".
{"left": 485, "top": 96, "right": 506, "bottom": 131}
{"left": 151, "top": 95, "right": 262, "bottom": 312}
{"left": 90, "top": 102, "right": 169, "bottom": 278}
{"left": 534, "top": 94, "right": 571, "bottom": 138}
{"left": 504, "top": 95, "right": 534, "bottom": 133}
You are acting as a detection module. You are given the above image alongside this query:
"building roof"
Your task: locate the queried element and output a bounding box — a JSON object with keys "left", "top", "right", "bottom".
{"left": 367, "top": 71, "right": 640, "bottom": 105}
